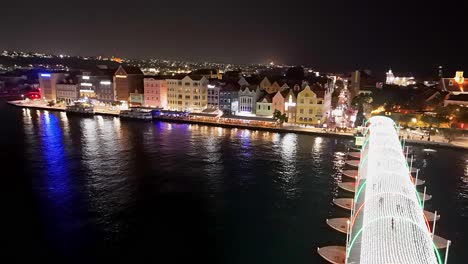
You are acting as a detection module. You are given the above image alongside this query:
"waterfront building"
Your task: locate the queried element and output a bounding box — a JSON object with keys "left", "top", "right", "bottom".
{"left": 166, "top": 75, "right": 208, "bottom": 112}
{"left": 113, "top": 65, "right": 144, "bottom": 102}
{"left": 56, "top": 76, "right": 79, "bottom": 104}
{"left": 272, "top": 90, "right": 288, "bottom": 114}
{"left": 280, "top": 83, "right": 289, "bottom": 91}
{"left": 385, "top": 69, "right": 416, "bottom": 86}
{"left": 144, "top": 77, "right": 167, "bottom": 108}
{"left": 95, "top": 69, "right": 115, "bottom": 104}
{"left": 219, "top": 83, "right": 240, "bottom": 115}
{"left": 207, "top": 81, "right": 221, "bottom": 109}
{"left": 238, "top": 85, "right": 261, "bottom": 114}
{"left": 38, "top": 72, "right": 66, "bottom": 101}
{"left": 284, "top": 89, "right": 298, "bottom": 123}
{"left": 256, "top": 93, "right": 274, "bottom": 117}
{"left": 296, "top": 85, "right": 329, "bottom": 125}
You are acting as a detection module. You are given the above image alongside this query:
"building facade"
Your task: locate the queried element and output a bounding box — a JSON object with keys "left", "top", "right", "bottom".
{"left": 272, "top": 90, "right": 287, "bottom": 114}
{"left": 385, "top": 69, "right": 416, "bottom": 86}
{"left": 38, "top": 72, "right": 66, "bottom": 101}
{"left": 56, "top": 76, "right": 79, "bottom": 104}
{"left": 238, "top": 86, "right": 261, "bottom": 114}
{"left": 296, "top": 85, "right": 325, "bottom": 125}
{"left": 219, "top": 83, "right": 239, "bottom": 115}
{"left": 284, "top": 89, "right": 298, "bottom": 123}
{"left": 256, "top": 94, "right": 274, "bottom": 116}
{"left": 144, "top": 77, "right": 167, "bottom": 108}
{"left": 207, "top": 83, "right": 220, "bottom": 109}
{"left": 166, "top": 75, "right": 208, "bottom": 112}
{"left": 113, "top": 66, "right": 144, "bottom": 102}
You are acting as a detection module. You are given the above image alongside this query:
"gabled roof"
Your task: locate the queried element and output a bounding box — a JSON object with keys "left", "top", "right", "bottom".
{"left": 115, "top": 65, "right": 143, "bottom": 75}
{"left": 257, "top": 93, "right": 275, "bottom": 103}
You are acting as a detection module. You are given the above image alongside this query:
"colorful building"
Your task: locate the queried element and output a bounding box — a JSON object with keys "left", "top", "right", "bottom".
{"left": 296, "top": 85, "right": 325, "bottom": 125}
{"left": 166, "top": 75, "right": 208, "bottom": 112}
{"left": 113, "top": 65, "right": 144, "bottom": 102}
{"left": 272, "top": 90, "right": 288, "bottom": 114}
{"left": 144, "top": 77, "right": 167, "bottom": 108}
{"left": 239, "top": 85, "right": 261, "bottom": 114}
{"left": 256, "top": 94, "right": 274, "bottom": 117}
{"left": 219, "top": 83, "right": 239, "bottom": 115}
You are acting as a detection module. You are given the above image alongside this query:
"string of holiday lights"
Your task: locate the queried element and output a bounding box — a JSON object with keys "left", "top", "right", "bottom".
{"left": 347, "top": 116, "right": 440, "bottom": 264}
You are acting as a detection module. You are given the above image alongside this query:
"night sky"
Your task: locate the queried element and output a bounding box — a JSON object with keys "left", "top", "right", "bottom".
{"left": 0, "top": 0, "right": 465, "bottom": 76}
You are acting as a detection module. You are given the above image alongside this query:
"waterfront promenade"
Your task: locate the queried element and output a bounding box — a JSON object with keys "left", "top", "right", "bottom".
{"left": 6, "top": 100, "right": 467, "bottom": 149}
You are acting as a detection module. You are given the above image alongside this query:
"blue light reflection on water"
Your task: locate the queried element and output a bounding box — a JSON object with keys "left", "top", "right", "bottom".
{"left": 5, "top": 105, "right": 467, "bottom": 263}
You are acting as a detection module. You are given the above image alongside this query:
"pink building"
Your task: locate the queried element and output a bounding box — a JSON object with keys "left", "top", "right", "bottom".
{"left": 144, "top": 77, "right": 167, "bottom": 108}
{"left": 272, "top": 90, "right": 287, "bottom": 113}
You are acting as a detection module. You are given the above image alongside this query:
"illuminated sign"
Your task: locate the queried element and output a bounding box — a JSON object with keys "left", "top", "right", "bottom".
{"left": 80, "top": 89, "right": 94, "bottom": 93}
{"left": 40, "top": 73, "right": 51, "bottom": 77}
{"left": 80, "top": 83, "right": 92, "bottom": 86}
{"left": 115, "top": 75, "right": 127, "bottom": 78}
{"left": 100, "top": 81, "right": 111, "bottom": 85}
{"left": 82, "top": 76, "right": 90, "bottom": 80}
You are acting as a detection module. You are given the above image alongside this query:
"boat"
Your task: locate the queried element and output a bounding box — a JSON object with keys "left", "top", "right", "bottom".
{"left": 66, "top": 103, "right": 94, "bottom": 115}
{"left": 120, "top": 108, "right": 153, "bottom": 120}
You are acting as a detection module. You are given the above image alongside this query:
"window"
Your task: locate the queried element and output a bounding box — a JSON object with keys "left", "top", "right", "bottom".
{"left": 300, "top": 99, "right": 304, "bottom": 103}
{"left": 309, "top": 109, "right": 313, "bottom": 114}
{"left": 185, "top": 95, "right": 190, "bottom": 99}
{"left": 300, "top": 109, "right": 304, "bottom": 114}
{"left": 267, "top": 106, "right": 270, "bottom": 110}
{"left": 449, "top": 80, "right": 453, "bottom": 86}
{"left": 258, "top": 105, "right": 261, "bottom": 109}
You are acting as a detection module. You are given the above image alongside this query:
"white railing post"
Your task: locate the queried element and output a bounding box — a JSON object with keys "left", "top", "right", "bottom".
{"left": 415, "top": 169, "right": 420, "bottom": 187}
{"left": 444, "top": 240, "right": 451, "bottom": 264}
{"left": 410, "top": 155, "right": 414, "bottom": 173}
{"left": 422, "top": 186, "right": 427, "bottom": 209}
{"left": 431, "top": 210, "right": 437, "bottom": 240}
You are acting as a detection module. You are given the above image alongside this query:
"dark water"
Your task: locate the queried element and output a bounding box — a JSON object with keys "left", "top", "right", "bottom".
{"left": 1, "top": 102, "right": 467, "bottom": 263}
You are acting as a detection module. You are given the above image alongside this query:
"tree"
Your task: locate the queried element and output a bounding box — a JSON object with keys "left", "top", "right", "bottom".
{"left": 351, "top": 93, "right": 373, "bottom": 107}
{"left": 273, "top": 110, "right": 288, "bottom": 124}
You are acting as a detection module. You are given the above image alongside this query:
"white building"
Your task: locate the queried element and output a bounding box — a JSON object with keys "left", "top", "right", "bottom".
{"left": 386, "top": 69, "right": 416, "bottom": 86}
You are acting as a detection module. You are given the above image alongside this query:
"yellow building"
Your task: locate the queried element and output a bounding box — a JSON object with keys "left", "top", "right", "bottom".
{"left": 166, "top": 75, "right": 208, "bottom": 112}
{"left": 296, "top": 85, "right": 326, "bottom": 125}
